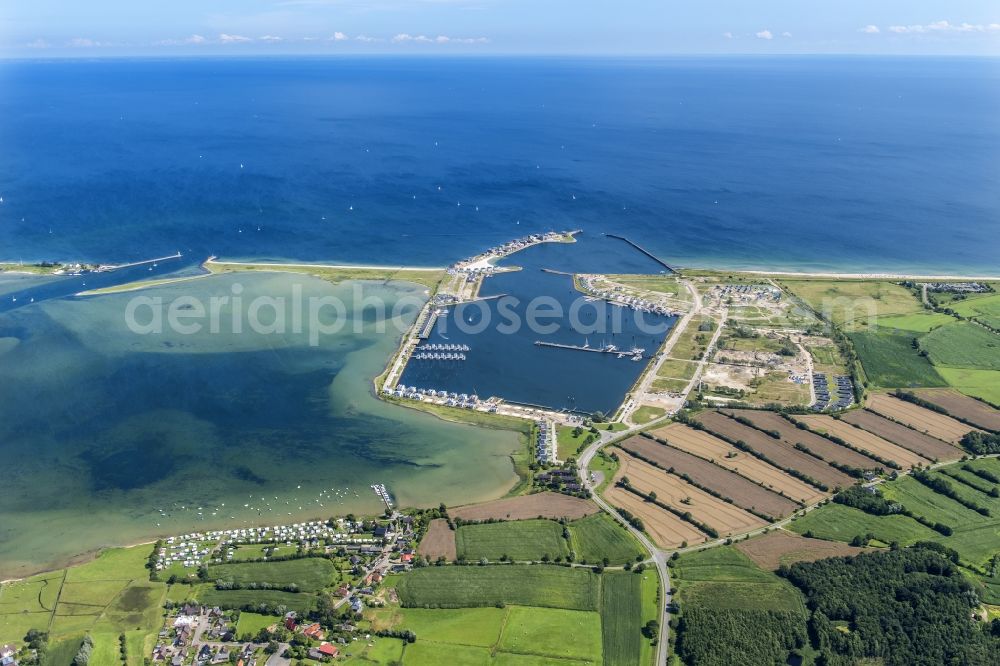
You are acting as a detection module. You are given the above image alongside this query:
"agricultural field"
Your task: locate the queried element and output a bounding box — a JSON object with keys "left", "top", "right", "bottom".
{"left": 866, "top": 393, "right": 979, "bottom": 444}
{"left": 455, "top": 520, "right": 569, "bottom": 562}
{"left": 672, "top": 546, "right": 805, "bottom": 612}
{"left": 393, "top": 565, "right": 601, "bottom": 611}
{"left": 417, "top": 519, "right": 457, "bottom": 562}
{"left": 566, "top": 513, "right": 644, "bottom": 565}
{"left": 725, "top": 409, "right": 883, "bottom": 471}
{"left": 847, "top": 331, "right": 946, "bottom": 388}
{"left": 615, "top": 451, "right": 766, "bottom": 536}
{"left": 0, "top": 545, "right": 167, "bottom": 665}
{"left": 936, "top": 367, "right": 1000, "bottom": 406}
{"left": 620, "top": 434, "right": 799, "bottom": 518}
{"left": 949, "top": 292, "right": 1000, "bottom": 330}
{"left": 875, "top": 312, "right": 960, "bottom": 333}
{"left": 599, "top": 571, "right": 657, "bottom": 666}
{"left": 650, "top": 423, "right": 822, "bottom": 504}
{"left": 793, "top": 414, "right": 929, "bottom": 468}
{"left": 207, "top": 556, "right": 336, "bottom": 592}
{"left": 734, "top": 530, "right": 866, "bottom": 570}
{"left": 922, "top": 322, "right": 1000, "bottom": 371}
{"left": 694, "top": 411, "right": 854, "bottom": 489}
{"left": 450, "top": 492, "right": 597, "bottom": 521}
{"left": 841, "top": 409, "right": 962, "bottom": 461}
{"left": 603, "top": 484, "right": 706, "bottom": 549}
{"left": 195, "top": 586, "right": 318, "bottom": 613}
{"left": 778, "top": 279, "right": 923, "bottom": 328}
{"left": 234, "top": 611, "right": 280, "bottom": 637}
{"left": 788, "top": 503, "right": 936, "bottom": 546}
{"left": 912, "top": 388, "right": 1000, "bottom": 431}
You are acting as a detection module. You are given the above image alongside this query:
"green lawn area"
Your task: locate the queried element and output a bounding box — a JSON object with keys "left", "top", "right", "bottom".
{"left": 922, "top": 322, "right": 1000, "bottom": 371}
{"left": 599, "top": 572, "right": 644, "bottom": 666}
{"left": 568, "top": 513, "right": 644, "bottom": 566}
{"left": 779, "top": 279, "right": 923, "bottom": 328}
{"left": 59, "top": 580, "right": 129, "bottom": 607}
{"left": 588, "top": 451, "right": 620, "bottom": 495}
{"left": 847, "top": 331, "right": 946, "bottom": 388}
{"left": 876, "top": 312, "right": 958, "bottom": 333}
{"left": 0, "top": 573, "right": 61, "bottom": 614}
{"left": 498, "top": 606, "right": 602, "bottom": 662}
{"left": 340, "top": 637, "right": 406, "bottom": 664}
{"left": 935, "top": 367, "right": 1000, "bottom": 406}
{"left": 673, "top": 546, "right": 805, "bottom": 613}
{"left": 89, "top": 631, "right": 123, "bottom": 665}
{"left": 197, "top": 587, "right": 318, "bottom": 613}
{"left": 64, "top": 547, "right": 151, "bottom": 582}
{"left": 394, "top": 565, "right": 600, "bottom": 611}
{"left": 0, "top": 612, "right": 50, "bottom": 647}
{"left": 235, "top": 611, "right": 281, "bottom": 638}
{"left": 881, "top": 476, "right": 983, "bottom": 529}
{"left": 632, "top": 405, "right": 667, "bottom": 425}
{"left": 789, "top": 503, "right": 935, "bottom": 545}
{"left": 556, "top": 425, "right": 596, "bottom": 461}
{"left": 373, "top": 607, "right": 506, "bottom": 647}
{"left": 403, "top": 641, "right": 490, "bottom": 665}
{"left": 950, "top": 293, "right": 1000, "bottom": 330}
{"left": 455, "top": 520, "right": 570, "bottom": 562}
{"left": 207, "top": 557, "right": 336, "bottom": 592}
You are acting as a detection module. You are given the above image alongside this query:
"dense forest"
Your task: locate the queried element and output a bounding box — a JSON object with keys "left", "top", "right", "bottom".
{"left": 781, "top": 547, "right": 1000, "bottom": 665}
{"left": 675, "top": 608, "right": 806, "bottom": 665}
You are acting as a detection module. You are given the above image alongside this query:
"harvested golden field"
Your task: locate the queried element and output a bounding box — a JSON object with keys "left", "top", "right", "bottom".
{"left": 417, "top": 519, "right": 457, "bottom": 561}
{"left": 650, "top": 423, "right": 823, "bottom": 504}
{"left": 450, "top": 492, "right": 598, "bottom": 521}
{"left": 913, "top": 388, "right": 1000, "bottom": 432}
{"left": 735, "top": 530, "right": 866, "bottom": 570}
{"left": 866, "top": 393, "right": 980, "bottom": 444}
{"left": 793, "top": 415, "right": 928, "bottom": 468}
{"left": 604, "top": 485, "right": 706, "bottom": 549}
{"left": 619, "top": 435, "right": 798, "bottom": 519}
{"left": 724, "top": 409, "right": 882, "bottom": 471}
{"left": 617, "top": 451, "right": 767, "bottom": 536}
{"left": 841, "top": 410, "right": 961, "bottom": 462}
{"left": 695, "top": 411, "right": 854, "bottom": 490}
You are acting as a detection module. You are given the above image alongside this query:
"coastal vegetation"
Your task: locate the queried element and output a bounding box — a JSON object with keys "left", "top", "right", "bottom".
{"left": 205, "top": 259, "right": 447, "bottom": 290}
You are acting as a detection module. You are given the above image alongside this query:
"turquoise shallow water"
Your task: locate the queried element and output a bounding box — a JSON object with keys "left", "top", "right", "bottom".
{"left": 0, "top": 273, "right": 522, "bottom": 578}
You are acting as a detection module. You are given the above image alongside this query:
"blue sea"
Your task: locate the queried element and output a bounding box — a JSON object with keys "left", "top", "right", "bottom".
{"left": 1, "top": 56, "right": 998, "bottom": 274}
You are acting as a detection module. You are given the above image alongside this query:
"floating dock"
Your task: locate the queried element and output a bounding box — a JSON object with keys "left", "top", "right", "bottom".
{"left": 604, "top": 234, "right": 676, "bottom": 273}
{"left": 371, "top": 483, "right": 394, "bottom": 511}
{"left": 534, "top": 340, "right": 644, "bottom": 360}
{"left": 418, "top": 310, "right": 441, "bottom": 339}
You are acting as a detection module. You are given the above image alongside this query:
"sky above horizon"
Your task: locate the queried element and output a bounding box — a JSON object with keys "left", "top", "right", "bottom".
{"left": 1, "top": 1, "right": 999, "bottom": 58}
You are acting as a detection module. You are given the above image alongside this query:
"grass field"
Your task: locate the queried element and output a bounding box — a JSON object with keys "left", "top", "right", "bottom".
{"left": 632, "top": 405, "right": 667, "bottom": 425}
{"left": 340, "top": 637, "right": 406, "bottom": 664}
{"left": 788, "top": 503, "right": 935, "bottom": 545}
{"left": 935, "top": 368, "right": 1000, "bottom": 406}
{"left": 847, "top": 331, "right": 946, "bottom": 387}
{"left": 455, "top": 520, "right": 569, "bottom": 562}
{"left": 950, "top": 293, "right": 1000, "bottom": 330}
{"left": 599, "top": 572, "right": 644, "bottom": 666}
{"left": 207, "top": 557, "right": 336, "bottom": 592}
{"left": 235, "top": 611, "right": 280, "bottom": 638}
{"left": 498, "top": 606, "right": 602, "bottom": 662}
{"left": 875, "top": 312, "right": 957, "bottom": 333}
{"left": 673, "top": 546, "right": 805, "bottom": 613}
{"left": 206, "top": 259, "right": 446, "bottom": 290}
{"left": 557, "top": 425, "right": 595, "bottom": 460}
{"left": 922, "top": 322, "right": 1000, "bottom": 371}
{"left": 881, "top": 476, "right": 983, "bottom": 528}
{"left": 778, "top": 279, "right": 923, "bottom": 327}
{"left": 394, "top": 566, "right": 600, "bottom": 611}
{"left": 568, "top": 513, "right": 644, "bottom": 566}
{"left": 371, "top": 607, "right": 506, "bottom": 647}
{"left": 196, "top": 587, "right": 318, "bottom": 613}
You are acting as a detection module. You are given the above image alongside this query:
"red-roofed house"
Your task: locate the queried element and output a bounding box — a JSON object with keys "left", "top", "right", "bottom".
{"left": 301, "top": 623, "right": 325, "bottom": 640}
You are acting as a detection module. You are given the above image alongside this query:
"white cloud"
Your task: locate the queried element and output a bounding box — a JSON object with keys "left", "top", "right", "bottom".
{"left": 219, "top": 33, "right": 253, "bottom": 43}
{"left": 67, "top": 38, "right": 110, "bottom": 48}
{"left": 755, "top": 30, "right": 773, "bottom": 40}
{"left": 259, "top": 35, "right": 283, "bottom": 42}
{"left": 356, "top": 34, "right": 380, "bottom": 42}
{"left": 887, "top": 20, "right": 1000, "bottom": 35}
{"left": 393, "top": 33, "right": 487, "bottom": 44}
{"left": 722, "top": 32, "right": 734, "bottom": 39}
{"left": 25, "top": 38, "right": 50, "bottom": 49}
{"left": 781, "top": 31, "right": 792, "bottom": 38}
{"left": 186, "top": 34, "right": 207, "bottom": 44}
{"left": 860, "top": 25, "right": 880, "bottom": 34}
{"left": 331, "top": 32, "right": 349, "bottom": 41}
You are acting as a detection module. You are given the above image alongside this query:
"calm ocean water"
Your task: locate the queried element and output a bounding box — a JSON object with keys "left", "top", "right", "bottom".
{"left": 0, "top": 56, "right": 998, "bottom": 274}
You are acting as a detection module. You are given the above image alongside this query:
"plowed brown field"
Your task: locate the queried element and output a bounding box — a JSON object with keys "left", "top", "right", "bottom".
{"left": 616, "top": 451, "right": 767, "bottom": 536}
{"left": 866, "top": 393, "right": 980, "bottom": 444}
{"left": 450, "top": 492, "right": 598, "bottom": 521}
{"left": 841, "top": 410, "right": 962, "bottom": 462}
{"left": 724, "top": 409, "right": 883, "bottom": 470}
{"left": 618, "top": 435, "right": 798, "bottom": 519}
{"left": 604, "top": 485, "right": 707, "bottom": 549}
{"left": 913, "top": 388, "right": 1000, "bottom": 432}
{"left": 695, "top": 411, "right": 854, "bottom": 489}
{"left": 735, "top": 530, "right": 866, "bottom": 570}
{"left": 650, "top": 423, "right": 823, "bottom": 504}
{"left": 417, "top": 518, "right": 457, "bottom": 561}
{"left": 793, "top": 415, "right": 928, "bottom": 468}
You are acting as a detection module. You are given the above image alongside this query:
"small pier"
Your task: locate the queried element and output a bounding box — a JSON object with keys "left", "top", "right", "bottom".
{"left": 371, "top": 484, "right": 394, "bottom": 511}
{"left": 534, "top": 340, "right": 645, "bottom": 360}
{"left": 604, "top": 234, "right": 676, "bottom": 273}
